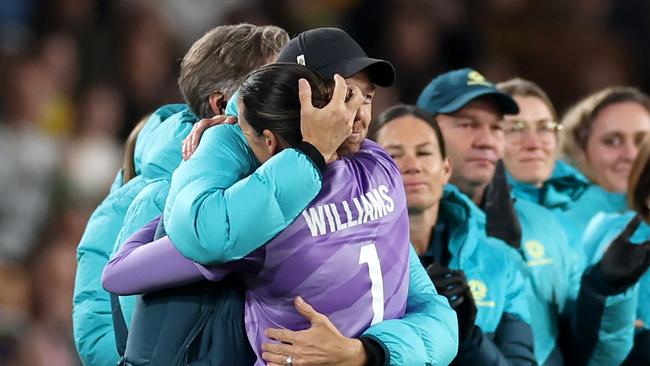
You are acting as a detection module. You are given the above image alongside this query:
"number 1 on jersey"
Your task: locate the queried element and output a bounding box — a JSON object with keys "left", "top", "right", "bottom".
{"left": 359, "top": 243, "right": 384, "bottom": 325}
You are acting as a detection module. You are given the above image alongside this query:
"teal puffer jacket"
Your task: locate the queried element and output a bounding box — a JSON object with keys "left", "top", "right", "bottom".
{"left": 513, "top": 198, "right": 636, "bottom": 365}
{"left": 438, "top": 186, "right": 531, "bottom": 332}
{"left": 110, "top": 105, "right": 199, "bottom": 326}
{"left": 425, "top": 186, "right": 534, "bottom": 364}
{"left": 72, "top": 104, "right": 188, "bottom": 366}
{"left": 508, "top": 160, "right": 627, "bottom": 249}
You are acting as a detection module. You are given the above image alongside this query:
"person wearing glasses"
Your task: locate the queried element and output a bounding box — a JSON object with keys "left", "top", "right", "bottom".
{"left": 497, "top": 80, "right": 650, "bottom": 248}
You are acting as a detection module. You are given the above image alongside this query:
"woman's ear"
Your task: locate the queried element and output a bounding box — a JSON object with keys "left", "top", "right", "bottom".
{"left": 208, "top": 92, "right": 227, "bottom": 115}
{"left": 262, "top": 130, "right": 280, "bottom": 156}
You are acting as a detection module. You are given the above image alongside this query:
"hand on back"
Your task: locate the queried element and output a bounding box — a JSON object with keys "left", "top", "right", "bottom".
{"left": 182, "top": 115, "right": 237, "bottom": 160}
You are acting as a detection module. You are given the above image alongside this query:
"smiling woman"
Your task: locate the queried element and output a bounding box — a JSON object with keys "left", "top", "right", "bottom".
{"left": 497, "top": 78, "right": 561, "bottom": 186}
{"left": 560, "top": 86, "right": 650, "bottom": 193}
{"left": 497, "top": 79, "right": 647, "bottom": 247}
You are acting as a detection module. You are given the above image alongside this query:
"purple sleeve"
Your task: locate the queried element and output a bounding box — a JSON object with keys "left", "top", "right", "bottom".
{"left": 102, "top": 216, "right": 219, "bottom": 295}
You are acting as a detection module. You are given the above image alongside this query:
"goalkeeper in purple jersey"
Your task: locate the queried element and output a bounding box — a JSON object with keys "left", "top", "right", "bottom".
{"left": 103, "top": 63, "right": 456, "bottom": 365}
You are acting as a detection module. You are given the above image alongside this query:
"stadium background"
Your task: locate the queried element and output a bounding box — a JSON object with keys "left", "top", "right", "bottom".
{"left": 0, "top": 0, "right": 648, "bottom": 364}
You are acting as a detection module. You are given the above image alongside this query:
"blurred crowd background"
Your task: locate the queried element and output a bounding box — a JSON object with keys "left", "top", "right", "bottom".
{"left": 0, "top": 0, "right": 649, "bottom": 364}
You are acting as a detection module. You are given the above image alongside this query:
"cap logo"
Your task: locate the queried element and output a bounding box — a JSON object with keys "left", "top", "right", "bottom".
{"left": 467, "top": 70, "right": 493, "bottom": 87}
{"left": 297, "top": 54, "right": 306, "bottom": 66}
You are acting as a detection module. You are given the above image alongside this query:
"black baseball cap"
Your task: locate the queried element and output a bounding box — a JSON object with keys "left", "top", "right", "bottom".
{"left": 277, "top": 27, "right": 396, "bottom": 87}
{"left": 416, "top": 68, "right": 519, "bottom": 115}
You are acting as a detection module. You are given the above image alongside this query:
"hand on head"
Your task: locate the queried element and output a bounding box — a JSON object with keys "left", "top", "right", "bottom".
{"left": 299, "top": 74, "right": 364, "bottom": 162}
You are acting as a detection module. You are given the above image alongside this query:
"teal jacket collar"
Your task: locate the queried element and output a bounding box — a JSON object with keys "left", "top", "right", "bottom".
{"left": 508, "top": 160, "right": 590, "bottom": 209}
{"left": 508, "top": 160, "right": 627, "bottom": 213}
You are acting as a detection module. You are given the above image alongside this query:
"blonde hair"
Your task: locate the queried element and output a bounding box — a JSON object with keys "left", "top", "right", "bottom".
{"left": 122, "top": 116, "right": 148, "bottom": 184}
{"left": 628, "top": 136, "right": 650, "bottom": 223}
{"left": 560, "top": 86, "right": 650, "bottom": 176}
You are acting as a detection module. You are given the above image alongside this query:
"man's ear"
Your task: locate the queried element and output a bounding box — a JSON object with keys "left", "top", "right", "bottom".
{"left": 208, "top": 91, "right": 227, "bottom": 115}
{"left": 442, "top": 157, "right": 452, "bottom": 185}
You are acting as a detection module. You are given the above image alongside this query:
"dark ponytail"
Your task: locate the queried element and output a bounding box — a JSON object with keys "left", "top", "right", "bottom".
{"left": 239, "top": 63, "right": 333, "bottom": 146}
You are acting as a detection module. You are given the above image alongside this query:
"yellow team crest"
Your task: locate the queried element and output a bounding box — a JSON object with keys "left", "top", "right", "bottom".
{"left": 468, "top": 279, "right": 495, "bottom": 307}
{"left": 524, "top": 240, "right": 554, "bottom": 267}
{"left": 467, "top": 71, "right": 493, "bottom": 87}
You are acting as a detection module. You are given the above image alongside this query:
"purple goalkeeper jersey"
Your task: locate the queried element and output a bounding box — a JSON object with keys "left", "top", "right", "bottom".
{"left": 197, "top": 140, "right": 411, "bottom": 362}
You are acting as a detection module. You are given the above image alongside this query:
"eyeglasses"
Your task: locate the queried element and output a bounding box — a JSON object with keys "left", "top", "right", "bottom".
{"left": 503, "top": 119, "right": 562, "bottom": 144}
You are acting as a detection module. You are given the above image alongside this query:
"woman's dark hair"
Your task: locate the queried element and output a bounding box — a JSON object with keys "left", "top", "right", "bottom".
{"left": 238, "top": 63, "right": 333, "bottom": 146}
{"left": 370, "top": 104, "right": 446, "bottom": 158}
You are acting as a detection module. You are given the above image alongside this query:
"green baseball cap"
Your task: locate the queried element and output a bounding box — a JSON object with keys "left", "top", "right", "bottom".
{"left": 416, "top": 68, "right": 519, "bottom": 115}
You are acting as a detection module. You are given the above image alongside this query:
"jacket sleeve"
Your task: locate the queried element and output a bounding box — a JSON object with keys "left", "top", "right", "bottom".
{"left": 163, "top": 125, "right": 323, "bottom": 265}
{"left": 109, "top": 169, "right": 123, "bottom": 194}
{"left": 361, "top": 245, "right": 459, "bottom": 365}
{"left": 454, "top": 255, "right": 536, "bottom": 366}
{"left": 108, "top": 181, "right": 172, "bottom": 327}
{"left": 561, "top": 237, "right": 637, "bottom": 366}
{"left": 73, "top": 185, "right": 137, "bottom": 366}
{"left": 112, "top": 181, "right": 168, "bottom": 254}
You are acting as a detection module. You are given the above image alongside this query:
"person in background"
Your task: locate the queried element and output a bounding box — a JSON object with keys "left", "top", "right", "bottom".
{"left": 561, "top": 87, "right": 650, "bottom": 194}
{"left": 0, "top": 59, "right": 61, "bottom": 264}
{"left": 62, "top": 83, "right": 124, "bottom": 200}
{"left": 497, "top": 79, "right": 650, "bottom": 246}
{"left": 371, "top": 104, "right": 536, "bottom": 365}
{"left": 581, "top": 137, "right": 650, "bottom": 366}
{"left": 417, "top": 68, "right": 640, "bottom": 366}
